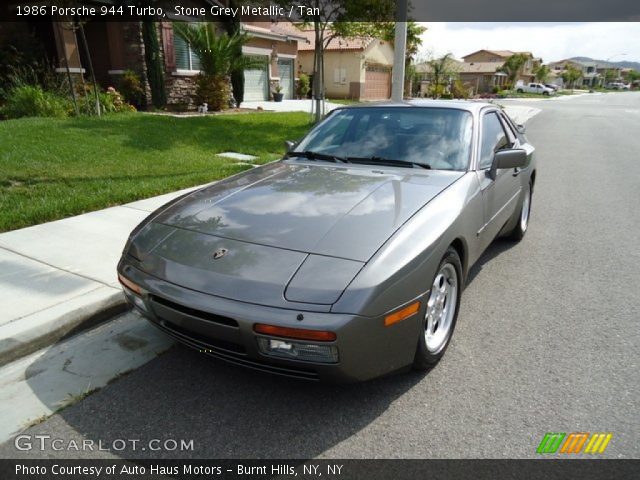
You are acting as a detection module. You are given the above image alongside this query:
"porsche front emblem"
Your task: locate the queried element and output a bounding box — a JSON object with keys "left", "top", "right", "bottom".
{"left": 213, "top": 248, "right": 228, "bottom": 260}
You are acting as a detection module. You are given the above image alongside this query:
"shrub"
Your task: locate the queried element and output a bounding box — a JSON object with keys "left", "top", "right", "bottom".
{"left": 119, "top": 70, "right": 145, "bottom": 109}
{"left": 297, "top": 73, "right": 310, "bottom": 99}
{"left": 195, "top": 74, "right": 230, "bottom": 111}
{"left": 451, "top": 80, "right": 470, "bottom": 99}
{"left": 1, "top": 85, "right": 71, "bottom": 119}
{"left": 77, "top": 86, "right": 135, "bottom": 114}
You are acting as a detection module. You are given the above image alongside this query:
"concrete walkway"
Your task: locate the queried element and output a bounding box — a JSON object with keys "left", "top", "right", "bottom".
{"left": 0, "top": 184, "right": 206, "bottom": 366}
{"left": 241, "top": 99, "right": 342, "bottom": 113}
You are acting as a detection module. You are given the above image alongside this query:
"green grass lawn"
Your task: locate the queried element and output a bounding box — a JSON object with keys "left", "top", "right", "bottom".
{"left": 0, "top": 111, "right": 312, "bottom": 232}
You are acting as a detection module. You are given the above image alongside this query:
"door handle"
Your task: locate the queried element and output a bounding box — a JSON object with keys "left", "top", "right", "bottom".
{"left": 513, "top": 167, "right": 522, "bottom": 177}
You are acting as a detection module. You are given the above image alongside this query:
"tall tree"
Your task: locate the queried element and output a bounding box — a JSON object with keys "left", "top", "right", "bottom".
{"left": 561, "top": 64, "right": 582, "bottom": 91}
{"left": 222, "top": 0, "right": 244, "bottom": 106}
{"left": 534, "top": 64, "right": 550, "bottom": 83}
{"left": 274, "top": 0, "right": 395, "bottom": 122}
{"left": 142, "top": 20, "right": 166, "bottom": 108}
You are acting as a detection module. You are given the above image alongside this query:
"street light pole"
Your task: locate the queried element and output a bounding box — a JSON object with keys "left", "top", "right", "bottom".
{"left": 391, "top": 0, "right": 408, "bottom": 102}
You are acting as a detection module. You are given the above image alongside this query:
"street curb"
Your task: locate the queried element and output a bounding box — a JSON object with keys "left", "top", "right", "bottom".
{"left": 0, "top": 287, "right": 129, "bottom": 367}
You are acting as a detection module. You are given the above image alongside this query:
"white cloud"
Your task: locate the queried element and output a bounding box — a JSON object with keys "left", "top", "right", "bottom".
{"left": 417, "top": 22, "right": 640, "bottom": 64}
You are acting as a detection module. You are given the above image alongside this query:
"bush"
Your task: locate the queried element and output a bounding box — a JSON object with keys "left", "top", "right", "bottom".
{"left": 451, "top": 80, "right": 470, "bottom": 99}
{"left": 195, "top": 74, "right": 230, "bottom": 111}
{"left": 77, "top": 86, "right": 135, "bottom": 114}
{"left": 119, "top": 70, "right": 145, "bottom": 109}
{"left": 297, "top": 73, "right": 310, "bottom": 99}
{"left": 1, "top": 85, "right": 71, "bottom": 119}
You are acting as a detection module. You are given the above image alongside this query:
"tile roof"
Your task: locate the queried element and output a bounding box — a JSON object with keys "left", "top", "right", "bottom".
{"left": 296, "top": 28, "right": 376, "bottom": 52}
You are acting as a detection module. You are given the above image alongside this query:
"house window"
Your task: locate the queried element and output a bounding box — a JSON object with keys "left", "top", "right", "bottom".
{"left": 333, "top": 68, "right": 347, "bottom": 85}
{"left": 174, "top": 34, "right": 201, "bottom": 71}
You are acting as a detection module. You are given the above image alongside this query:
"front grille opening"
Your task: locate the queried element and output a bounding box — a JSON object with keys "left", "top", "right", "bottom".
{"left": 156, "top": 318, "right": 246, "bottom": 355}
{"left": 151, "top": 295, "right": 238, "bottom": 328}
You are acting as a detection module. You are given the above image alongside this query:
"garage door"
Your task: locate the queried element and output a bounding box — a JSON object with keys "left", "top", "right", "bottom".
{"left": 277, "top": 59, "right": 294, "bottom": 99}
{"left": 363, "top": 66, "right": 391, "bottom": 100}
{"left": 244, "top": 56, "right": 268, "bottom": 101}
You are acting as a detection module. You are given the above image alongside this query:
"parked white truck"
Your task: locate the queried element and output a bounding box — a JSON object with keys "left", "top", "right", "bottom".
{"left": 516, "top": 82, "right": 556, "bottom": 95}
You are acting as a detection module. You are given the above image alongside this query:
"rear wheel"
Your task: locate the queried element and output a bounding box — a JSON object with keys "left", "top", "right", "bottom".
{"left": 517, "top": 88, "right": 524, "bottom": 93}
{"left": 413, "top": 247, "right": 463, "bottom": 370}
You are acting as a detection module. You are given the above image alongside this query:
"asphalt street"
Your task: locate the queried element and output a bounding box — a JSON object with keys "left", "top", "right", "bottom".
{"left": 2, "top": 93, "right": 639, "bottom": 459}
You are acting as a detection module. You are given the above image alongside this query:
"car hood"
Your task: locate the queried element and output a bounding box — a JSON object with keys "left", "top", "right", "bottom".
{"left": 127, "top": 161, "right": 462, "bottom": 308}
{"left": 154, "top": 161, "right": 462, "bottom": 261}
{"left": 151, "top": 161, "right": 463, "bottom": 262}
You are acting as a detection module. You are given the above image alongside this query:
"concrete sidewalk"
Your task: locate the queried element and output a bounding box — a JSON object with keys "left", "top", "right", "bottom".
{"left": 0, "top": 184, "right": 206, "bottom": 366}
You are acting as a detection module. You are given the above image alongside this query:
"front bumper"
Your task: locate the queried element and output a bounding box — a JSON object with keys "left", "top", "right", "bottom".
{"left": 118, "top": 259, "right": 422, "bottom": 382}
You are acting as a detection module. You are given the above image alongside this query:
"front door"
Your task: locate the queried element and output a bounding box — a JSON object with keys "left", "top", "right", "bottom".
{"left": 476, "top": 111, "right": 522, "bottom": 248}
{"left": 277, "top": 59, "right": 293, "bottom": 99}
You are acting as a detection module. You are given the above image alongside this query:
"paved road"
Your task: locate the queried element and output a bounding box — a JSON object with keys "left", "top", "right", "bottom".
{"left": 2, "top": 93, "right": 639, "bottom": 459}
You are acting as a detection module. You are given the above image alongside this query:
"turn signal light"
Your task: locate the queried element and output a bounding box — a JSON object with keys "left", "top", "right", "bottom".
{"left": 253, "top": 323, "right": 337, "bottom": 342}
{"left": 118, "top": 273, "right": 142, "bottom": 295}
{"left": 384, "top": 301, "right": 421, "bottom": 327}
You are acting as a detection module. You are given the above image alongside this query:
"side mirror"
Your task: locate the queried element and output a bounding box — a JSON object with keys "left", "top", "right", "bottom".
{"left": 489, "top": 149, "right": 527, "bottom": 179}
{"left": 516, "top": 123, "right": 526, "bottom": 133}
{"left": 284, "top": 140, "right": 296, "bottom": 152}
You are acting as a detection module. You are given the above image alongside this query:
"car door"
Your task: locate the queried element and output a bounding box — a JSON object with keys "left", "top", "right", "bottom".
{"left": 475, "top": 110, "right": 522, "bottom": 248}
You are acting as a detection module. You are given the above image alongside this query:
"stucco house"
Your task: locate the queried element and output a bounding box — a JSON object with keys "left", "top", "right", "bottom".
{"left": 549, "top": 59, "right": 620, "bottom": 88}
{"left": 458, "top": 49, "right": 541, "bottom": 93}
{"left": 296, "top": 30, "right": 394, "bottom": 101}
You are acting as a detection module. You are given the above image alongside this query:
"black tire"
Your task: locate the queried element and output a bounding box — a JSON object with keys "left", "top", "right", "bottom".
{"left": 413, "top": 247, "right": 463, "bottom": 370}
{"left": 543, "top": 91, "right": 549, "bottom": 96}
{"left": 517, "top": 89, "right": 524, "bottom": 93}
{"left": 506, "top": 181, "right": 532, "bottom": 241}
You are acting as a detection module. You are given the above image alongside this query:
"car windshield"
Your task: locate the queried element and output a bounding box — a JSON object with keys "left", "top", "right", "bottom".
{"left": 292, "top": 107, "right": 474, "bottom": 171}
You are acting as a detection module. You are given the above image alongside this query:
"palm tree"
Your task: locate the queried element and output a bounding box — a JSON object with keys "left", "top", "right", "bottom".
{"left": 173, "top": 22, "right": 261, "bottom": 110}
{"left": 499, "top": 53, "right": 529, "bottom": 89}
{"left": 428, "top": 53, "right": 457, "bottom": 99}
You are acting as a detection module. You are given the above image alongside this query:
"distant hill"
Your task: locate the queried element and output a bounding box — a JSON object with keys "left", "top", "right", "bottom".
{"left": 569, "top": 56, "right": 640, "bottom": 70}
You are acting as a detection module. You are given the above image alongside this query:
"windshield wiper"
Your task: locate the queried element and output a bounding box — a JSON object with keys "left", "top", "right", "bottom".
{"left": 285, "top": 150, "right": 347, "bottom": 163}
{"left": 345, "top": 156, "right": 431, "bottom": 169}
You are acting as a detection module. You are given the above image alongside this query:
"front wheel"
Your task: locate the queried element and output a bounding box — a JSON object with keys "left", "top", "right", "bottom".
{"left": 506, "top": 182, "right": 532, "bottom": 241}
{"left": 517, "top": 89, "right": 524, "bottom": 93}
{"left": 413, "top": 247, "right": 463, "bottom": 370}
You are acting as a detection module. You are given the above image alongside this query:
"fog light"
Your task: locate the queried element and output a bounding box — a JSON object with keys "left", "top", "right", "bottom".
{"left": 123, "top": 288, "right": 148, "bottom": 313}
{"left": 256, "top": 337, "right": 339, "bottom": 364}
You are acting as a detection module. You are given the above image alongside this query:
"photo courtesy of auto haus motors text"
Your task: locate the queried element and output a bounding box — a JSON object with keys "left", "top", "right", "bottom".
{"left": 14, "top": 463, "right": 336, "bottom": 477}
{"left": 0, "top": 0, "right": 639, "bottom": 479}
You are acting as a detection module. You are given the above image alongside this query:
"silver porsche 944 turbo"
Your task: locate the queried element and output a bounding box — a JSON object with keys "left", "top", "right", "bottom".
{"left": 117, "top": 100, "right": 536, "bottom": 382}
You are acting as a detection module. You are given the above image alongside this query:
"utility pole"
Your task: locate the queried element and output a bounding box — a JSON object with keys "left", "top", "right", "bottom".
{"left": 391, "top": 0, "right": 408, "bottom": 102}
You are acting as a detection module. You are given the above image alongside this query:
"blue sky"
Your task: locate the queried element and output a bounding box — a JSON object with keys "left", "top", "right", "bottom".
{"left": 417, "top": 23, "right": 640, "bottom": 64}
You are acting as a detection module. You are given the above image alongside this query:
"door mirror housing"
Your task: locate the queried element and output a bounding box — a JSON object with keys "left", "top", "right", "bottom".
{"left": 284, "top": 140, "right": 296, "bottom": 152}
{"left": 516, "top": 123, "right": 526, "bottom": 133}
{"left": 489, "top": 149, "right": 527, "bottom": 179}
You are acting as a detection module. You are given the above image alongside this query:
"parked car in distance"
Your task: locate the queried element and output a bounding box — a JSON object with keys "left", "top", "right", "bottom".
{"left": 517, "top": 83, "right": 556, "bottom": 95}
{"left": 117, "top": 101, "right": 536, "bottom": 382}
{"left": 544, "top": 84, "right": 560, "bottom": 91}
{"left": 605, "top": 82, "right": 630, "bottom": 90}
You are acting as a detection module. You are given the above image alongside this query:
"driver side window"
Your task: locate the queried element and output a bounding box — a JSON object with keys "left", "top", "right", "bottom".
{"left": 479, "top": 112, "right": 509, "bottom": 170}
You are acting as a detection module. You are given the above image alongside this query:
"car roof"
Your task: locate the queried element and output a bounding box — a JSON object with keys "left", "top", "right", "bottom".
{"left": 334, "top": 99, "right": 496, "bottom": 114}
